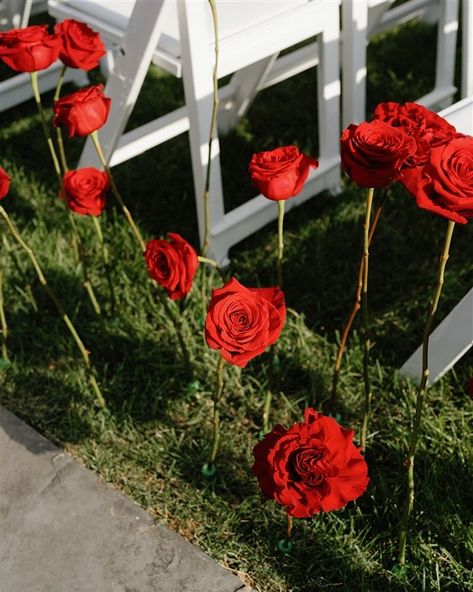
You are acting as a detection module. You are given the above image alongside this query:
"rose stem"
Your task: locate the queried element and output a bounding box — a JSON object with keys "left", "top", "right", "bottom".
{"left": 33, "top": 69, "right": 102, "bottom": 312}
{"left": 68, "top": 213, "right": 101, "bottom": 315}
{"left": 158, "top": 289, "right": 193, "bottom": 370}
{"left": 0, "top": 204, "right": 106, "bottom": 408}
{"left": 201, "top": 0, "right": 219, "bottom": 257}
{"left": 2, "top": 234, "right": 38, "bottom": 312}
{"left": 398, "top": 219, "right": 455, "bottom": 565}
{"left": 53, "top": 65, "right": 69, "bottom": 173}
{"left": 0, "top": 268, "right": 8, "bottom": 361}
{"left": 277, "top": 200, "right": 285, "bottom": 287}
{"left": 30, "top": 72, "right": 61, "bottom": 183}
{"left": 360, "top": 187, "right": 375, "bottom": 452}
{"left": 277, "top": 513, "right": 294, "bottom": 553}
{"left": 207, "top": 355, "right": 225, "bottom": 468}
{"left": 90, "top": 132, "right": 146, "bottom": 252}
{"left": 92, "top": 216, "right": 116, "bottom": 313}
{"left": 331, "top": 191, "right": 386, "bottom": 403}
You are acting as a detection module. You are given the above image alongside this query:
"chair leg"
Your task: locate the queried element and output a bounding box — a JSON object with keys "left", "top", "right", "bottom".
{"left": 462, "top": 0, "right": 473, "bottom": 99}
{"left": 433, "top": 0, "right": 459, "bottom": 109}
{"left": 218, "top": 54, "right": 278, "bottom": 135}
{"left": 77, "top": 0, "right": 166, "bottom": 169}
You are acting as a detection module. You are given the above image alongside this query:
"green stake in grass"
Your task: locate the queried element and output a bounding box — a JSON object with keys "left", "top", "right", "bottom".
{"left": 202, "top": 355, "right": 225, "bottom": 477}
{"left": 398, "top": 219, "right": 456, "bottom": 565}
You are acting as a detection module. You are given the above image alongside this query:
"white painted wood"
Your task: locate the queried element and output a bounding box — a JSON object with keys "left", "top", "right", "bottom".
{"left": 399, "top": 98, "right": 473, "bottom": 384}
{"left": 462, "top": 0, "right": 473, "bottom": 99}
{"left": 432, "top": 0, "right": 459, "bottom": 110}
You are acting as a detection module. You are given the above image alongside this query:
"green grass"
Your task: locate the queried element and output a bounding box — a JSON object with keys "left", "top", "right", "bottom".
{"left": 0, "top": 18, "right": 472, "bottom": 592}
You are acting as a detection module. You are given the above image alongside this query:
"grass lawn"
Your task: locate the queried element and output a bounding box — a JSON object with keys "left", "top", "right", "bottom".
{"left": 0, "top": 17, "right": 472, "bottom": 592}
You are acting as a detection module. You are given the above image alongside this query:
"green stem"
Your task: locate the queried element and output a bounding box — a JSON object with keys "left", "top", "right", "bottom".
{"left": 158, "top": 289, "right": 193, "bottom": 369}
{"left": 331, "top": 195, "right": 385, "bottom": 402}
{"left": 398, "top": 219, "right": 455, "bottom": 565}
{"left": 30, "top": 72, "right": 61, "bottom": 182}
{"left": 0, "top": 205, "right": 105, "bottom": 408}
{"left": 277, "top": 200, "right": 285, "bottom": 287}
{"left": 360, "top": 187, "right": 374, "bottom": 452}
{"left": 54, "top": 65, "right": 69, "bottom": 173}
{"left": 208, "top": 355, "right": 224, "bottom": 465}
{"left": 0, "top": 268, "right": 8, "bottom": 361}
{"left": 91, "top": 132, "right": 146, "bottom": 253}
{"left": 201, "top": 0, "right": 219, "bottom": 256}
{"left": 92, "top": 216, "right": 116, "bottom": 313}
{"left": 262, "top": 387, "right": 272, "bottom": 434}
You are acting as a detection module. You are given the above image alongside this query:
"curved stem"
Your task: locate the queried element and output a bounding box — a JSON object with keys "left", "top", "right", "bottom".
{"left": 54, "top": 65, "right": 69, "bottom": 173}
{"left": 0, "top": 205, "right": 105, "bottom": 407}
{"left": 208, "top": 355, "right": 224, "bottom": 466}
{"left": 331, "top": 196, "right": 385, "bottom": 402}
{"left": 201, "top": 0, "right": 219, "bottom": 256}
{"left": 30, "top": 72, "right": 61, "bottom": 182}
{"left": 90, "top": 132, "right": 146, "bottom": 252}
{"left": 360, "top": 187, "right": 374, "bottom": 452}
{"left": 398, "top": 219, "right": 455, "bottom": 565}
{"left": 0, "top": 268, "right": 8, "bottom": 361}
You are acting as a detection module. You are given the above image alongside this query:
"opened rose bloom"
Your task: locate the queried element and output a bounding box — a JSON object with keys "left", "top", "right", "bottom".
{"left": 205, "top": 277, "right": 286, "bottom": 367}
{"left": 401, "top": 135, "right": 473, "bottom": 224}
{"left": 0, "top": 167, "right": 11, "bottom": 199}
{"left": 55, "top": 19, "right": 105, "bottom": 70}
{"left": 145, "top": 233, "right": 199, "bottom": 300}
{"left": 374, "top": 101, "right": 458, "bottom": 167}
{"left": 253, "top": 408, "right": 369, "bottom": 518}
{"left": 0, "top": 25, "right": 62, "bottom": 72}
{"left": 53, "top": 84, "right": 111, "bottom": 137}
{"left": 61, "top": 168, "right": 109, "bottom": 216}
{"left": 249, "top": 145, "right": 318, "bottom": 201}
{"left": 341, "top": 119, "right": 416, "bottom": 188}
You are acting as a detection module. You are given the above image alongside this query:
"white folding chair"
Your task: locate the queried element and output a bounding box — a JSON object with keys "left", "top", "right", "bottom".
{"left": 47, "top": 0, "right": 341, "bottom": 264}
{"left": 0, "top": 0, "right": 87, "bottom": 112}
{"left": 341, "top": 0, "right": 461, "bottom": 126}
{"left": 400, "top": 0, "right": 473, "bottom": 385}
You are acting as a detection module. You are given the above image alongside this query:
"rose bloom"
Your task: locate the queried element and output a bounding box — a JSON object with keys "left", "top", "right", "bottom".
{"left": 61, "top": 168, "right": 109, "bottom": 216}
{"left": 0, "top": 167, "right": 11, "bottom": 199}
{"left": 0, "top": 25, "right": 62, "bottom": 72}
{"left": 374, "top": 101, "right": 457, "bottom": 167}
{"left": 145, "top": 233, "right": 199, "bottom": 300}
{"left": 249, "top": 145, "right": 318, "bottom": 201}
{"left": 53, "top": 84, "right": 111, "bottom": 137}
{"left": 252, "top": 408, "right": 369, "bottom": 518}
{"left": 401, "top": 136, "right": 473, "bottom": 224}
{"left": 55, "top": 19, "right": 105, "bottom": 70}
{"left": 340, "top": 119, "right": 416, "bottom": 188}
{"left": 205, "top": 277, "right": 286, "bottom": 367}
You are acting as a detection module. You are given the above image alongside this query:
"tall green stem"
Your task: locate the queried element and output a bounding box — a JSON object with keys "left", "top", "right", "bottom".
{"left": 277, "top": 200, "right": 285, "bottom": 287}
{"left": 0, "top": 268, "right": 8, "bottom": 361}
{"left": 398, "top": 219, "right": 455, "bottom": 565}
{"left": 360, "top": 187, "right": 374, "bottom": 451}
{"left": 30, "top": 72, "right": 61, "bottom": 182}
{"left": 201, "top": 0, "right": 219, "bottom": 256}
{"left": 92, "top": 216, "right": 115, "bottom": 312}
{"left": 0, "top": 205, "right": 105, "bottom": 408}
{"left": 91, "top": 132, "right": 146, "bottom": 252}
{"left": 208, "top": 355, "right": 224, "bottom": 466}
{"left": 54, "top": 65, "right": 69, "bottom": 173}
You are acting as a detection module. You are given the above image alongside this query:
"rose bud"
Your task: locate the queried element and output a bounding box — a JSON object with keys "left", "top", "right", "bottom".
{"left": 53, "top": 84, "right": 111, "bottom": 137}
{"left": 401, "top": 136, "right": 473, "bottom": 224}
{"left": 205, "top": 277, "right": 286, "bottom": 367}
{"left": 0, "top": 25, "right": 62, "bottom": 72}
{"left": 61, "top": 168, "right": 109, "bottom": 216}
{"left": 55, "top": 19, "right": 106, "bottom": 71}
{"left": 0, "top": 167, "right": 11, "bottom": 199}
{"left": 341, "top": 119, "right": 416, "bottom": 188}
{"left": 144, "top": 233, "right": 199, "bottom": 301}
{"left": 253, "top": 408, "right": 369, "bottom": 518}
{"left": 249, "top": 145, "right": 318, "bottom": 201}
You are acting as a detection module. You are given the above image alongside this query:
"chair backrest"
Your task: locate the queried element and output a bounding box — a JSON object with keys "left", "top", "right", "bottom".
{"left": 0, "top": 0, "right": 46, "bottom": 30}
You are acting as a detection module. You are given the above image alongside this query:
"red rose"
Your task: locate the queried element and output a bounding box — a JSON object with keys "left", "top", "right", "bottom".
{"left": 341, "top": 120, "right": 416, "bottom": 188}
{"left": 61, "top": 168, "right": 109, "bottom": 216}
{"left": 252, "top": 408, "right": 369, "bottom": 518}
{"left": 401, "top": 136, "right": 473, "bottom": 224}
{"left": 205, "top": 277, "right": 286, "bottom": 367}
{"left": 249, "top": 145, "right": 318, "bottom": 201}
{"left": 0, "top": 167, "right": 11, "bottom": 199}
{"left": 374, "top": 101, "right": 457, "bottom": 167}
{"left": 144, "top": 233, "right": 199, "bottom": 300}
{"left": 55, "top": 19, "right": 105, "bottom": 71}
{"left": 53, "top": 84, "right": 111, "bottom": 137}
{"left": 0, "top": 25, "right": 62, "bottom": 72}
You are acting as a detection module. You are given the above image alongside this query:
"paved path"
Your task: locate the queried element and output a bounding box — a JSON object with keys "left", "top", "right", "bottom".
{"left": 0, "top": 405, "right": 253, "bottom": 592}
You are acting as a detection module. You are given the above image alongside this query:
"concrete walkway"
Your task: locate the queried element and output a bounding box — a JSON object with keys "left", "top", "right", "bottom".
{"left": 0, "top": 405, "right": 253, "bottom": 592}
